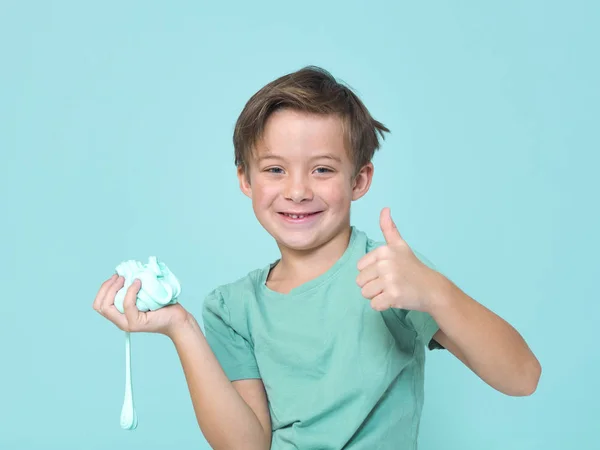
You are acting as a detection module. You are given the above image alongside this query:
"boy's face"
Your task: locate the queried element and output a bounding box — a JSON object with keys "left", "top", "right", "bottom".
{"left": 238, "top": 109, "right": 373, "bottom": 252}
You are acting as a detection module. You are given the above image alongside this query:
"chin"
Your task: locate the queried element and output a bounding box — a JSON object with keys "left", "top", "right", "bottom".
{"left": 255, "top": 217, "right": 316, "bottom": 251}
{"left": 275, "top": 233, "right": 324, "bottom": 252}
{"left": 261, "top": 224, "right": 318, "bottom": 250}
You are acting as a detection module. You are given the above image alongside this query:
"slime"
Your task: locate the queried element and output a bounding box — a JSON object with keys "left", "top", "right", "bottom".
{"left": 114, "top": 256, "right": 181, "bottom": 430}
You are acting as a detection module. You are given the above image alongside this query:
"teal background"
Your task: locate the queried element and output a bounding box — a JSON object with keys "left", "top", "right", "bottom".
{"left": 1, "top": 1, "right": 598, "bottom": 449}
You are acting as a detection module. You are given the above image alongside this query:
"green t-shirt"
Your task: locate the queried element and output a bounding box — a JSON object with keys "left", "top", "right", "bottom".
{"left": 202, "top": 227, "right": 444, "bottom": 449}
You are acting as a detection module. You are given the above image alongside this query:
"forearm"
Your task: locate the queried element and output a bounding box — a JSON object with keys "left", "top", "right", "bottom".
{"left": 168, "top": 315, "right": 270, "bottom": 450}
{"left": 429, "top": 274, "right": 541, "bottom": 396}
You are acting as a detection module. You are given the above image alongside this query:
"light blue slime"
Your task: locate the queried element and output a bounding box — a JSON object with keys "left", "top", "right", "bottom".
{"left": 114, "top": 256, "right": 181, "bottom": 313}
{"left": 113, "top": 256, "right": 181, "bottom": 430}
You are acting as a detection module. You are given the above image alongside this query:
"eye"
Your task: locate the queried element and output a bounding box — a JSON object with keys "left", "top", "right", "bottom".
{"left": 314, "top": 167, "right": 334, "bottom": 174}
{"left": 265, "top": 167, "right": 284, "bottom": 174}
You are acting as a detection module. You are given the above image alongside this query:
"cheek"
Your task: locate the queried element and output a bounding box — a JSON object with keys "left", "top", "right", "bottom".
{"left": 318, "top": 180, "right": 353, "bottom": 206}
{"left": 251, "top": 181, "right": 279, "bottom": 208}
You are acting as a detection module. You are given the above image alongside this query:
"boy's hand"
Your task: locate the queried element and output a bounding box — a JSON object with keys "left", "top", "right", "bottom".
{"left": 93, "top": 274, "right": 189, "bottom": 338}
{"left": 356, "top": 207, "right": 441, "bottom": 313}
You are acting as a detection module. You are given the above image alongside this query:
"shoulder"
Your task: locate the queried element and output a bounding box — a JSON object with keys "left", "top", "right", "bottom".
{"left": 201, "top": 265, "right": 267, "bottom": 330}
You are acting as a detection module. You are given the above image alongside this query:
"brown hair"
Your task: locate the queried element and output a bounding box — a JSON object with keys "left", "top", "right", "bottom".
{"left": 233, "top": 66, "right": 390, "bottom": 177}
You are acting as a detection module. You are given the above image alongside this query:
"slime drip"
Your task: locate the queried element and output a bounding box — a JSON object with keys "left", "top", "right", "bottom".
{"left": 120, "top": 331, "right": 138, "bottom": 430}
{"left": 113, "top": 256, "right": 181, "bottom": 430}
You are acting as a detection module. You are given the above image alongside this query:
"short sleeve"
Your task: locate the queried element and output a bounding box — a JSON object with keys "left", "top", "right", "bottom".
{"left": 405, "top": 310, "right": 444, "bottom": 350}
{"left": 201, "top": 289, "right": 261, "bottom": 381}
{"left": 406, "top": 249, "right": 444, "bottom": 351}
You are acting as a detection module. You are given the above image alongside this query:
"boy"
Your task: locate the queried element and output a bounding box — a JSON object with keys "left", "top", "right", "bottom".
{"left": 93, "top": 66, "right": 541, "bottom": 449}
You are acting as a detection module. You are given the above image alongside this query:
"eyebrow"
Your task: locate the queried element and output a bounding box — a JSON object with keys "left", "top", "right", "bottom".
{"left": 257, "top": 152, "right": 342, "bottom": 163}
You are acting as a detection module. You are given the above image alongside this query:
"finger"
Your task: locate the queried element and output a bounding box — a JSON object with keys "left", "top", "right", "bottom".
{"left": 123, "top": 279, "right": 144, "bottom": 330}
{"left": 357, "top": 251, "right": 376, "bottom": 271}
{"left": 98, "top": 277, "right": 125, "bottom": 315}
{"left": 93, "top": 274, "right": 118, "bottom": 311}
{"left": 361, "top": 278, "right": 384, "bottom": 300}
{"left": 357, "top": 245, "right": 387, "bottom": 271}
{"left": 99, "top": 276, "right": 124, "bottom": 314}
{"left": 356, "top": 262, "right": 379, "bottom": 288}
{"left": 380, "top": 207, "right": 403, "bottom": 245}
{"left": 370, "top": 292, "right": 392, "bottom": 312}
{"left": 357, "top": 244, "right": 393, "bottom": 271}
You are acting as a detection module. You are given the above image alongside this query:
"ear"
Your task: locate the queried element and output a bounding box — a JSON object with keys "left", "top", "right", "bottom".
{"left": 351, "top": 162, "right": 374, "bottom": 201}
{"left": 237, "top": 165, "right": 252, "bottom": 198}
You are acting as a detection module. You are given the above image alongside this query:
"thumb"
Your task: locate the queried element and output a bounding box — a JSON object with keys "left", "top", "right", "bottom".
{"left": 380, "top": 207, "right": 403, "bottom": 244}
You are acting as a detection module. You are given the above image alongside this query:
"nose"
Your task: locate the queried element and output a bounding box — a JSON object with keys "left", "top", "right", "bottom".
{"left": 284, "top": 173, "right": 313, "bottom": 203}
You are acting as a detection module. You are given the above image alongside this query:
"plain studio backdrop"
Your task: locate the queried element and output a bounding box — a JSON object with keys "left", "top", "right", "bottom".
{"left": 1, "top": 1, "right": 598, "bottom": 449}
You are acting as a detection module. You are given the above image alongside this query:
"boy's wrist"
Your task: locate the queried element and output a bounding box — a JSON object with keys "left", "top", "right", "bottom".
{"left": 424, "top": 272, "right": 455, "bottom": 316}
{"left": 166, "top": 310, "right": 201, "bottom": 342}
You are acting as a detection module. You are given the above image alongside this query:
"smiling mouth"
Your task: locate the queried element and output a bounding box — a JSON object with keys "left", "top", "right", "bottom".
{"left": 278, "top": 212, "right": 322, "bottom": 219}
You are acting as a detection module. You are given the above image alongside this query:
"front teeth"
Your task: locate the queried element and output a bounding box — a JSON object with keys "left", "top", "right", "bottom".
{"left": 286, "top": 214, "right": 306, "bottom": 219}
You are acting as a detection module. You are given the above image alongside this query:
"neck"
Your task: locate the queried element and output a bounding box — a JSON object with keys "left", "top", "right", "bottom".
{"left": 270, "top": 226, "right": 352, "bottom": 288}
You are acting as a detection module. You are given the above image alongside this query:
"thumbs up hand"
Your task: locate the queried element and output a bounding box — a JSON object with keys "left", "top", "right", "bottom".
{"left": 356, "top": 207, "right": 440, "bottom": 313}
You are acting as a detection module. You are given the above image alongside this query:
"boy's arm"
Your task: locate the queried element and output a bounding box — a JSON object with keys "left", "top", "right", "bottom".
{"left": 428, "top": 273, "right": 541, "bottom": 397}
{"left": 169, "top": 313, "right": 271, "bottom": 450}
{"left": 357, "top": 208, "right": 541, "bottom": 397}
